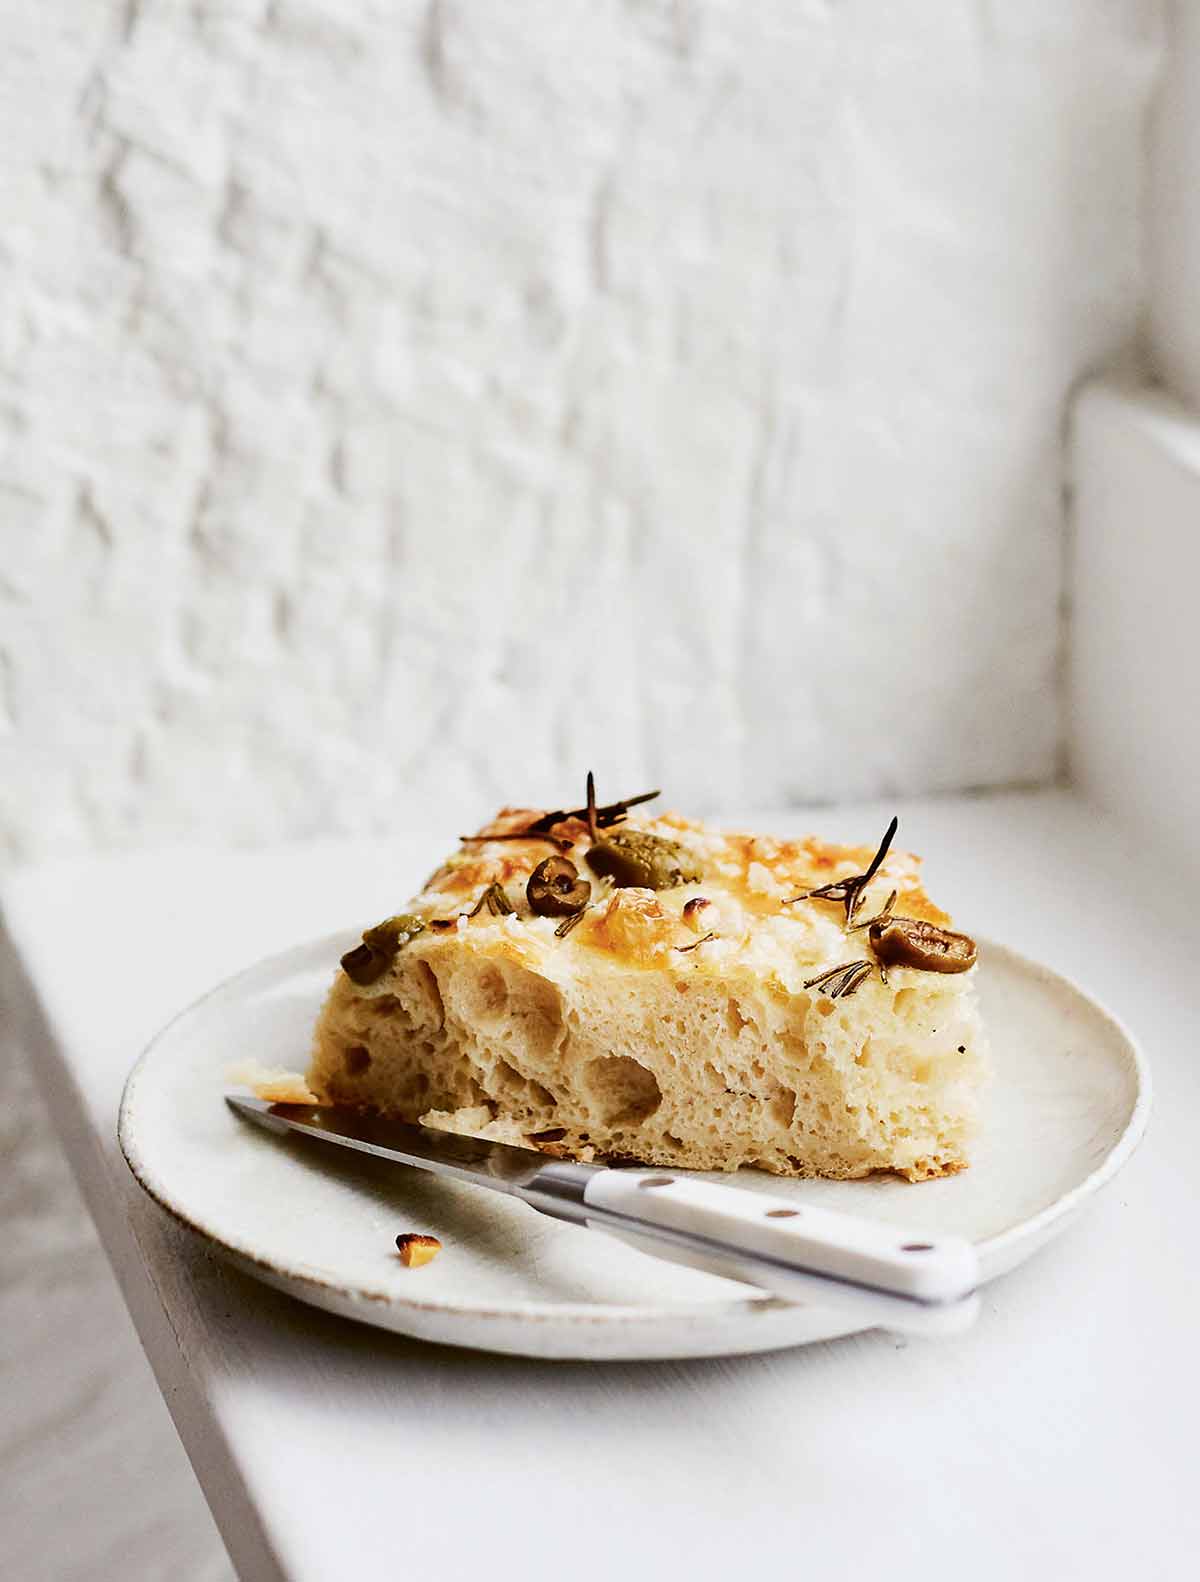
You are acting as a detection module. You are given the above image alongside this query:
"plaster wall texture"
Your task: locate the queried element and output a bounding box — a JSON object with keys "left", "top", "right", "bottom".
{"left": 1, "top": 1, "right": 1161, "bottom": 871}
{"left": 0, "top": 4, "right": 1162, "bottom": 1578}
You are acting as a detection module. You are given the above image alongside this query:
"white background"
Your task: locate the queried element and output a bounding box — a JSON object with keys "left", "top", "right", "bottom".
{"left": 1, "top": 1, "right": 1163, "bottom": 863}
{"left": 0, "top": 3, "right": 1169, "bottom": 1577}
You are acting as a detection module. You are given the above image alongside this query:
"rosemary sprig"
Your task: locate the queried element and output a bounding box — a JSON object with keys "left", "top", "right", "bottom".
{"left": 428, "top": 880, "right": 516, "bottom": 930}
{"left": 523, "top": 776, "right": 661, "bottom": 836}
{"left": 554, "top": 908, "right": 586, "bottom": 939}
{"left": 459, "top": 831, "right": 570, "bottom": 850}
{"left": 674, "top": 931, "right": 716, "bottom": 953}
{"left": 848, "top": 888, "right": 897, "bottom": 933}
{"left": 786, "top": 815, "right": 899, "bottom": 930}
{"left": 803, "top": 959, "right": 876, "bottom": 999}
{"left": 469, "top": 882, "right": 513, "bottom": 918}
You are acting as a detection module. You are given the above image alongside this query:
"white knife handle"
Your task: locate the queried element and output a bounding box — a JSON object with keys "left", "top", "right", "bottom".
{"left": 581, "top": 1170, "right": 980, "bottom": 1335}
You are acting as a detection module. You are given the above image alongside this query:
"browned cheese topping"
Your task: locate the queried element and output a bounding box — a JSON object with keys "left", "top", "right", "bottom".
{"left": 394, "top": 1233, "right": 442, "bottom": 1268}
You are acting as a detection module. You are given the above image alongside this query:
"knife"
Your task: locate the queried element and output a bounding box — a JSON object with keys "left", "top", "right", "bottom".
{"left": 226, "top": 1095, "right": 980, "bottom": 1336}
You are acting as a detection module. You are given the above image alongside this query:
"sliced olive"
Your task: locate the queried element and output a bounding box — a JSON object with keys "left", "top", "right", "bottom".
{"left": 585, "top": 830, "right": 702, "bottom": 890}
{"left": 340, "top": 943, "right": 387, "bottom": 986}
{"left": 526, "top": 855, "right": 591, "bottom": 917}
{"left": 341, "top": 913, "right": 426, "bottom": 985}
{"left": 363, "top": 914, "right": 426, "bottom": 953}
{"left": 868, "top": 916, "right": 977, "bottom": 974}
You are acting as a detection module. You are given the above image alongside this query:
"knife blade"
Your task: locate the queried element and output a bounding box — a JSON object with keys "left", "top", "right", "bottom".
{"left": 226, "top": 1094, "right": 980, "bottom": 1336}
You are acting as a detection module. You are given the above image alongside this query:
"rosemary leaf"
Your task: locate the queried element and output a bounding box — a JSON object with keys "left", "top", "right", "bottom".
{"left": 803, "top": 959, "right": 875, "bottom": 999}
{"left": 861, "top": 816, "right": 899, "bottom": 886}
{"left": 848, "top": 888, "right": 898, "bottom": 933}
{"left": 484, "top": 883, "right": 514, "bottom": 916}
{"left": 586, "top": 769, "right": 598, "bottom": 843}
{"left": 803, "top": 961, "right": 848, "bottom": 990}
{"left": 554, "top": 908, "right": 586, "bottom": 939}
{"left": 524, "top": 781, "right": 661, "bottom": 835}
{"left": 786, "top": 815, "right": 900, "bottom": 929}
{"left": 460, "top": 831, "right": 570, "bottom": 850}
{"left": 788, "top": 877, "right": 855, "bottom": 905}
{"left": 674, "top": 931, "right": 717, "bottom": 953}
{"left": 836, "top": 961, "right": 875, "bottom": 997}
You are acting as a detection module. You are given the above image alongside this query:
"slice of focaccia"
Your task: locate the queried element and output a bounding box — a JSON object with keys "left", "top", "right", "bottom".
{"left": 308, "top": 784, "right": 987, "bottom": 1182}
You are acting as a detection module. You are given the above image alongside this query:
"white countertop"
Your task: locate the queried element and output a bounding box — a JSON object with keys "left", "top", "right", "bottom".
{"left": 6, "top": 790, "right": 1198, "bottom": 1582}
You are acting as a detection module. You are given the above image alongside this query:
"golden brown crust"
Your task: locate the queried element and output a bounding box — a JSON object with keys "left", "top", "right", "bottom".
{"left": 418, "top": 808, "right": 951, "bottom": 946}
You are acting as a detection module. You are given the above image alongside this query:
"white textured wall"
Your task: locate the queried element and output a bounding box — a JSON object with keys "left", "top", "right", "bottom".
{"left": 0, "top": 1, "right": 1161, "bottom": 869}
{"left": 0, "top": 4, "right": 1163, "bottom": 1578}
{"left": 1149, "top": 0, "right": 1200, "bottom": 409}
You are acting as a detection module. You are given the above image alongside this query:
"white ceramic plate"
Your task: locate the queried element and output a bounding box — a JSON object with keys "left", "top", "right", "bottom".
{"left": 119, "top": 933, "right": 1149, "bottom": 1361}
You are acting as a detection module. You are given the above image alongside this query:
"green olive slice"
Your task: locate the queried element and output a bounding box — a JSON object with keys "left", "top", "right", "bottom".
{"left": 585, "top": 830, "right": 703, "bottom": 890}
{"left": 339, "top": 943, "right": 387, "bottom": 986}
{"left": 340, "top": 914, "right": 426, "bottom": 985}
{"left": 526, "top": 856, "right": 591, "bottom": 917}
{"left": 868, "top": 916, "right": 977, "bottom": 974}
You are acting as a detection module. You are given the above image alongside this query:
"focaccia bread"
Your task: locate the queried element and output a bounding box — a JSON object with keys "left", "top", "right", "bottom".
{"left": 308, "top": 786, "right": 988, "bottom": 1182}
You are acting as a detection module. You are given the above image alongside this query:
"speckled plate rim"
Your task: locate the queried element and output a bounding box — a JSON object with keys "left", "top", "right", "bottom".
{"left": 118, "top": 932, "right": 1151, "bottom": 1352}
{"left": 971, "top": 946, "right": 1151, "bottom": 1270}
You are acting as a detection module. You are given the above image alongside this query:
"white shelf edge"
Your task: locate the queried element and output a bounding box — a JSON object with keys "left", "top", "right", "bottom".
{"left": 1148, "top": 0, "right": 1200, "bottom": 411}
{"left": 1067, "top": 376, "right": 1200, "bottom": 873}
